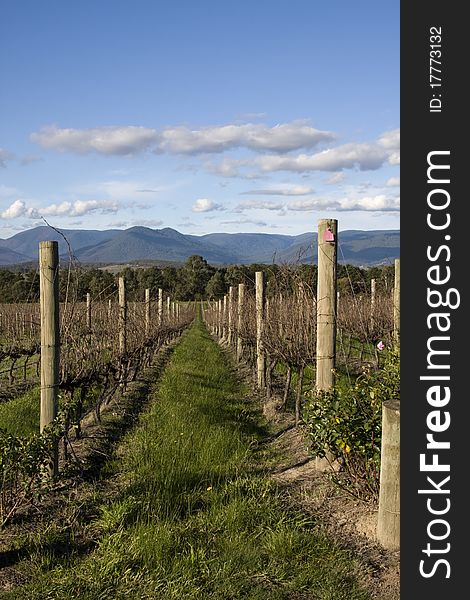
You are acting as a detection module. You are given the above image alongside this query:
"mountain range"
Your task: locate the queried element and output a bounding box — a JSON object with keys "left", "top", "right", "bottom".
{"left": 0, "top": 226, "right": 400, "bottom": 267}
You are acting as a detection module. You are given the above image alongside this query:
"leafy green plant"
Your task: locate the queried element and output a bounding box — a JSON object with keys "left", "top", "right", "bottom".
{"left": 0, "top": 420, "right": 61, "bottom": 528}
{"left": 302, "top": 349, "right": 400, "bottom": 501}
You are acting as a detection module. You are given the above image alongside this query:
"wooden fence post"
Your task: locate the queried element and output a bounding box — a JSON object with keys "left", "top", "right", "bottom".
{"left": 118, "top": 276, "right": 127, "bottom": 356}
{"left": 86, "top": 292, "right": 92, "bottom": 330}
{"left": 39, "top": 241, "right": 60, "bottom": 477}
{"left": 158, "top": 288, "right": 163, "bottom": 327}
{"left": 256, "top": 271, "right": 266, "bottom": 389}
{"left": 316, "top": 218, "right": 338, "bottom": 390}
{"left": 237, "top": 283, "right": 245, "bottom": 361}
{"left": 315, "top": 219, "right": 338, "bottom": 469}
{"left": 228, "top": 286, "right": 234, "bottom": 345}
{"left": 377, "top": 400, "right": 400, "bottom": 550}
{"left": 370, "top": 278, "right": 376, "bottom": 331}
{"left": 145, "top": 288, "right": 151, "bottom": 335}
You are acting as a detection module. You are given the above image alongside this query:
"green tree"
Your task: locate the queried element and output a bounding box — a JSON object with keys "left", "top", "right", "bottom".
{"left": 205, "top": 270, "right": 227, "bottom": 299}
{"left": 177, "top": 255, "right": 215, "bottom": 300}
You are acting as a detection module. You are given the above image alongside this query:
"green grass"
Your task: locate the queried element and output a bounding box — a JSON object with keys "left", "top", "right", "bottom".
{"left": 0, "top": 386, "right": 40, "bottom": 435}
{"left": 3, "top": 317, "right": 372, "bottom": 599}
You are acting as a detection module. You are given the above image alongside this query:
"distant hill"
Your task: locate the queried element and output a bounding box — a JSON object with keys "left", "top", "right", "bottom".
{"left": 0, "top": 246, "right": 33, "bottom": 266}
{"left": 0, "top": 226, "right": 400, "bottom": 267}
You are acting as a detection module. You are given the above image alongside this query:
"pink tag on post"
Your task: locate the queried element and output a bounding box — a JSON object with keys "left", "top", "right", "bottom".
{"left": 323, "top": 228, "right": 335, "bottom": 242}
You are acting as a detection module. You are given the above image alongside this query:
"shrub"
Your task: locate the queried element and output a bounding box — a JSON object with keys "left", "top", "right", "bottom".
{"left": 302, "top": 349, "right": 400, "bottom": 501}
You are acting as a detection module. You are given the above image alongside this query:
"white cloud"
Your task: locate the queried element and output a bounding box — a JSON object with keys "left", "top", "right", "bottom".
{"left": 1, "top": 199, "right": 28, "bottom": 219}
{"left": 1, "top": 199, "right": 39, "bottom": 219}
{"left": 287, "top": 198, "right": 332, "bottom": 212}
{"left": 158, "top": 121, "right": 335, "bottom": 154}
{"left": 255, "top": 142, "right": 389, "bottom": 173}
{"left": 386, "top": 177, "right": 400, "bottom": 187}
{"left": 378, "top": 129, "right": 400, "bottom": 150}
{"left": 192, "top": 198, "right": 222, "bottom": 213}
{"left": 234, "top": 200, "right": 284, "bottom": 212}
{"left": 240, "top": 185, "right": 312, "bottom": 196}
{"left": 30, "top": 120, "right": 335, "bottom": 157}
{"left": 41, "top": 199, "right": 119, "bottom": 217}
{"left": 288, "top": 195, "right": 400, "bottom": 212}
{"left": 207, "top": 129, "right": 400, "bottom": 176}
{"left": 31, "top": 125, "right": 160, "bottom": 155}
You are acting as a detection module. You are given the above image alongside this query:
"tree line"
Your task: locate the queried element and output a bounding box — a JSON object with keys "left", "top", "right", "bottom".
{"left": 0, "top": 255, "right": 396, "bottom": 304}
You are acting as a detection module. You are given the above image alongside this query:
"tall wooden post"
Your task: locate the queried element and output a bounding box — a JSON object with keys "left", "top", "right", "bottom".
{"left": 216, "top": 298, "right": 221, "bottom": 337}
{"left": 166, "top": 295, "right": 171, "bottom": 322}
{"left": 316, "top": 218, "right": 338, "bottom": 391}
{"left": 86, "top": 292, "right": 92, "bottom": 330}
{"left": 256, "top": 271, "right": 266, "bottom": 388}
{"left": 222, "top": 295, "right": 227, "bottom": 341}
{"left": 39, "top": 241, "right": 60, "bottom": 477}
{"left": 393, "top": 259, "right": 400, "bottom": 347}
{"left": 370, "top": 278, "right": 376, "bottom": 331}
{"left": 237, "top": 283, "right": 245, "bottom": 361}
{"left": 228, "top": 286, "right": 234, "bottom": 345}
{"left": 315, "top": 219, "right": 338, "bottom": 469}
{"left": 145, "top": 288, "right": 151, "bottom": 335}
{"left": 158, "top": 288, "right": 163, "bottom": 327}
{"left": 118, "top": 276, "right": 127, "bottom": 356}
{"left": 377, "top": 400, "right": 400, "bottom": 550}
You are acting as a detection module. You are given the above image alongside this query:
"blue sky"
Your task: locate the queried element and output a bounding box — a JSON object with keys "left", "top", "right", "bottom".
{"left": 0, "top": 0, "right": 399, "bottom": 239}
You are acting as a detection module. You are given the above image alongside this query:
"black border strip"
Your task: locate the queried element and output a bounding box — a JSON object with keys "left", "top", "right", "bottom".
{"left": 401, "top": 2, "right": 465, "bottom": 597}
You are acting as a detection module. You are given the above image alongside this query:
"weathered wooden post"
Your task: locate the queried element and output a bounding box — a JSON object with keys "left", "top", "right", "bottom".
{"left": 221, "top": 294, "right": 227, "bottom": 341}
{"left": 118, "top": 276, "right": 127, "bottom": 388}
{"left": 228, "top": 286, "right": 234, "bottom": 345}
{"left": 370, "top": 278, "right": 376, "bottom": 331}
{"left": 316, "top": 218, "right": 337, "bottom": 390}
{"left": 237, "top": 283, "right": 245, "bottom": 361}
{"left": 158, "top": 288, "right": 163, "bottom": 327}
{"left": 86, "top": 292, "right": 92, "bottom": 330}
{"left": 315, "top": 219, "right": 338, "bottom": 469}
{"left": 166, "top": 295, "right": 171, "bottom": 323}
{"left": 118, "top": 276, "right": 127, "bottom": 355}
{"left": 145, "top": 288, "right": 151, "bottom": 335}
{"left": 216, "top": 298, "right": 221, "bottom": 338}
{"left": 39, "top": 241, "right": 60, "bottom": 477}
{"left": 393, "top": 259, "right": 400, "bottom": 347}
{"left": 255, "top": 271, "right": 266, "bottom": 389}
{"left": 377, "top": 400, "right": 400, "bottom": 550}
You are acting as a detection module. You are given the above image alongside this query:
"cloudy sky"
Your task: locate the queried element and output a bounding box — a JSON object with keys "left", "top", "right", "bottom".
{"left": 0, "top": 0, "right": 399, "bottom": 239}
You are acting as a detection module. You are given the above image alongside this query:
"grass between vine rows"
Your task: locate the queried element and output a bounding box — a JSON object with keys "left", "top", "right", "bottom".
{"left": 2, "top": 316, "right": 372, "bottom": 600}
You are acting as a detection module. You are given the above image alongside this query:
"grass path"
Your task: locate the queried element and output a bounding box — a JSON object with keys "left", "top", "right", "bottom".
{"left": 2, "top": 318, "right": 372, "bottom": 599}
